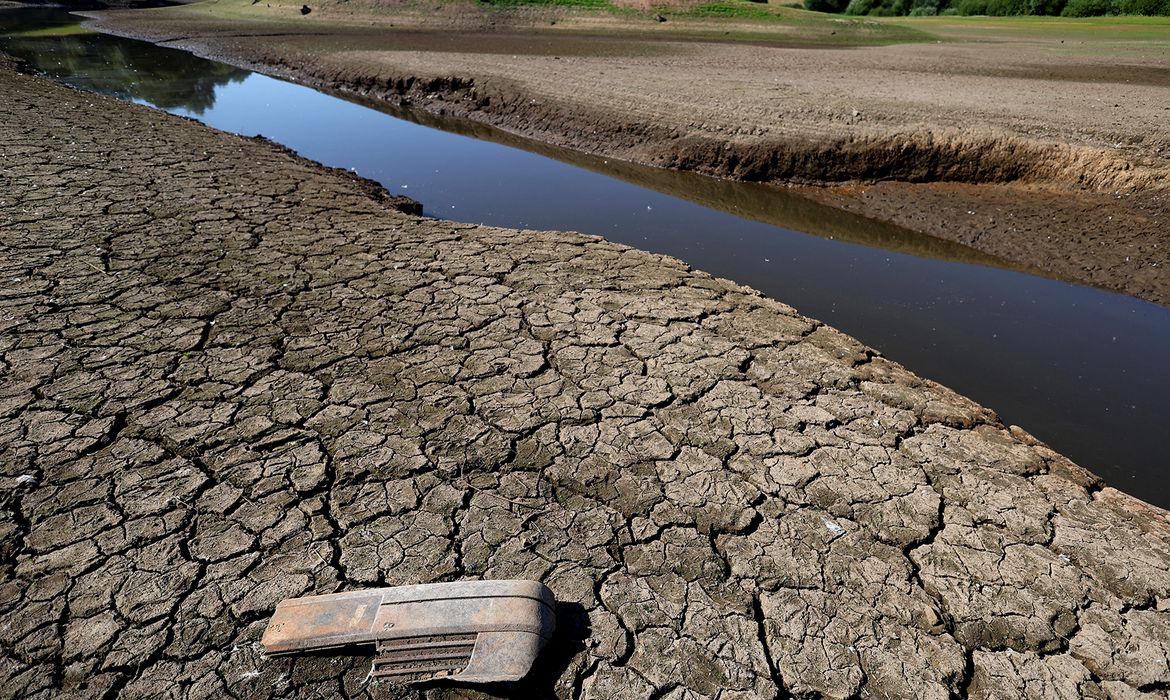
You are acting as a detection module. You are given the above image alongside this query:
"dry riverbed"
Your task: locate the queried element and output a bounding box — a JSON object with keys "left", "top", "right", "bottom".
{"left": 84, "top": 2, "right": 1170, "bottom": 305}
{"left": 3, "top": 53, "right": 1170, "bottom": 699}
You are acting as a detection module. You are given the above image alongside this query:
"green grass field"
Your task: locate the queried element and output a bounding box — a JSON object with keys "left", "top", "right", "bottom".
{"left": 888, "top": 12, "right": 1170, "bottom": 41}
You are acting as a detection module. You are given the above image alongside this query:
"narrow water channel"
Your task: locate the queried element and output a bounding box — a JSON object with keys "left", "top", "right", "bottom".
{"left": 3, "top": 6, "right": 1168, "bottom": 508}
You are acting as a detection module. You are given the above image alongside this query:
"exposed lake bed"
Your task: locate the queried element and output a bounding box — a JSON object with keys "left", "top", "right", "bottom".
{"left": 3, "top": 5, "right": 1168, "bottom": 509}
{"left": 2, "top": 5, "right": 1170, "bottom": 699}
{"left": 3, "top": 46, "right": 1170, "bottom": 699}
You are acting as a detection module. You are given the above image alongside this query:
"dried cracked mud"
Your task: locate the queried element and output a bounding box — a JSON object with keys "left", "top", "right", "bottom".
{"left": 2, "top": 59, "right": 1170, "bottom": 700}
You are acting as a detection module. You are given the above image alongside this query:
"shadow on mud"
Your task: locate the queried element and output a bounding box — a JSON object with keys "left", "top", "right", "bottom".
{"left": 407, "top": 600, "right": 590, "bottom": 698}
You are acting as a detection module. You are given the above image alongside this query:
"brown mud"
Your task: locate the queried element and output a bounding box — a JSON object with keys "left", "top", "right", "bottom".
{"left": 82, "top": 6, "right": 1170, "bottom": 305}
{"left": 4, "top": 52, "right": 1170, "bottom": 700}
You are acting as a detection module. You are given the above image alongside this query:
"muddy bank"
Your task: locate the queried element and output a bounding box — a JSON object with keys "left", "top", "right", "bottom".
{"left": 4, "top": 53, "right": 1170, "bottom": 699}
{"left": 82, "top": 5, "right": 1170, "bottom": 305}
{"left": 804, "top": 181, "right": 1170, "bottom": 306}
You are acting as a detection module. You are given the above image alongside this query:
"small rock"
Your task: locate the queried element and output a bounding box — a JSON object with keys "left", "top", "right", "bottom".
{"left": 822, "top": 518, "right": 846, "bottom": 537}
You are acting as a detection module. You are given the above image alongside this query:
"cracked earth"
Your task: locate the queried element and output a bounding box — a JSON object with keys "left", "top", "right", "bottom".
{"left": 2, "top": 58, "right": 1170, "bottom": 700}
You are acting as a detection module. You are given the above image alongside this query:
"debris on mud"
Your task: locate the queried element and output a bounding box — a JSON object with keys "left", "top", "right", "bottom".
{"left": 262, "top": 580, "right": 555, "bottom": 683}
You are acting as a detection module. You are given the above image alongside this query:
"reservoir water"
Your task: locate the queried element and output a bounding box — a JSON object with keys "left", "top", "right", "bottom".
{"left": 3, "top": 6, "right": 1168, "bottom": 508}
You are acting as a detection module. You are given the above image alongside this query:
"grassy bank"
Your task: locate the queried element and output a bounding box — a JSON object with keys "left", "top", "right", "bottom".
{"left": 130, "top": 0, "right": 937, "bottom": 46}
{"left": 890, "top": 12, "right": 1170, "bottom": 41}
{"left": 89, "top": 0, "right": 1170, "bottom": 50}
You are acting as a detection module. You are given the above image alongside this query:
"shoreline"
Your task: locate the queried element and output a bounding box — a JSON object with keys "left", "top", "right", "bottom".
{"left": 3, "top": 48, "right": 1170, "bottom": 699}
{"left": 78, "top": 3, "right": 1170, "bottom": 306}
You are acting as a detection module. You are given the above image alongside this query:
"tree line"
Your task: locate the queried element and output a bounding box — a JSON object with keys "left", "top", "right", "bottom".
{"left": 806, "top": 0, "right": 1169, "bottom": 17}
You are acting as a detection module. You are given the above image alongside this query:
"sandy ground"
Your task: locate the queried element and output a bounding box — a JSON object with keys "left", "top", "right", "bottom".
{"left": 85, "top": 3, "right": 1170, "bottom": 304}
{"left": 4, "top": 52, "right": 1170, "bottom": 699}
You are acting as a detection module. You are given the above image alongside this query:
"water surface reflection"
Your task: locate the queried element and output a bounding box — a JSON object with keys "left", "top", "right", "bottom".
{"left": 0, "top": 7, "right": 246, "bottom": 112}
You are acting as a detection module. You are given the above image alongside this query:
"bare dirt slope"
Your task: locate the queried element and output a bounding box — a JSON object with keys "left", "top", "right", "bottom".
{"left": 4, "top": 56, "right": 1170, "bottom": 699}
{"left": 86, "top": 4, "right": 1170, "bottom": 304}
